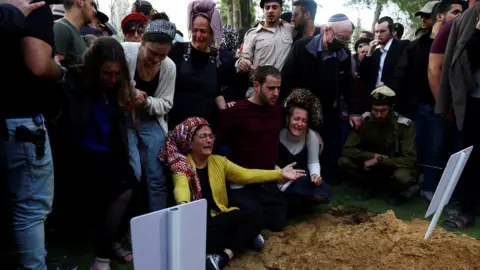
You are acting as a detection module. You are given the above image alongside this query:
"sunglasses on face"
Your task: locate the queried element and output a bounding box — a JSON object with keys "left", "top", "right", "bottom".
{"left": 125, "top": 29, "right": 144, "bottom": 36}
{"left": 421, "top": 14, "right": 431, "bottom": 19}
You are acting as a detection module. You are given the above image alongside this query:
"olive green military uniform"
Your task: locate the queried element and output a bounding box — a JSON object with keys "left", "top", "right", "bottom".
{"left": 338, "top": 112, "right": 417, "bottom": 191}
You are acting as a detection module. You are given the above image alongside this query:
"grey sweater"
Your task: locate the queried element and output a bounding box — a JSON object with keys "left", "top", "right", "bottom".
{"left": 122, "top": 42, "right": 176, "bottom": 134}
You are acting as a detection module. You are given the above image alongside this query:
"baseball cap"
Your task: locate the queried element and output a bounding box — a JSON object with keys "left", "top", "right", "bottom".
{"left": 415, "top": 1, "right": 441, "bottom": 16}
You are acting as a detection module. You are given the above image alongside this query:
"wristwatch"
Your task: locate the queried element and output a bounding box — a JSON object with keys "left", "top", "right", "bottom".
{"left": 377, "top": 156, "right": 384, "bottom": 163}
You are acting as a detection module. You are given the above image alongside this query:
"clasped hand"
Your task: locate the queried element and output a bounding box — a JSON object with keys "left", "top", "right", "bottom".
{"left": 364, "top": 154, "right": 387, "bottom": 169}
{"left": 135, "top": 89, "right": 147, "bottom": 106}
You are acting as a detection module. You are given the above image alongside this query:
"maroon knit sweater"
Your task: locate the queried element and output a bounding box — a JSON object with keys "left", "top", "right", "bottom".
{"left": 216, "top": 99, "right": 283, "bottom": 170}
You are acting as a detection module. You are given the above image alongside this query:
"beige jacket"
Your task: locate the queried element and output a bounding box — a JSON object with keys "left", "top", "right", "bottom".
{"left": 238, "top": 20, "right": 294, "bottom": 71}
{"left": 122, "top": 42, "right": 176, "bottom": 134}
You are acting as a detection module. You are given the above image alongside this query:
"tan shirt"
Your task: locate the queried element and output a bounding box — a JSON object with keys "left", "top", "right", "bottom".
{"left": 239, "top": 21, "right": 294, "bottom": 71}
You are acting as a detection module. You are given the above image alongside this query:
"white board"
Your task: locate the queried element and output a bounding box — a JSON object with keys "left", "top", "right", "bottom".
{"left": 131, "top": 199, "right": 208, "bottom": 270}
{"left": 424, "top": 146, "right": 473, "bottom": 239}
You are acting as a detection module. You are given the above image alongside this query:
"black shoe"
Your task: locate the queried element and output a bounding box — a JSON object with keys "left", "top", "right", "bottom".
{"left": 355, "top": 189, "right": 373, "bottom": 201}
{"left": 252, "top": 234, "right": 265, "bottom": 251}
{"left": 47, "top": 262, "right": 78, "bottom": 270}
{"left": 206, "top": 254, "right": 227, "bottom": 270}
{"left": 386, "top": 194, "right": 406, "bottom": 206}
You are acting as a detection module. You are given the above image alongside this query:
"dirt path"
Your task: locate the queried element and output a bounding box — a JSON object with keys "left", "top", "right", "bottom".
{"left": 228, "top": 206, "right": 480, "bottom": 270}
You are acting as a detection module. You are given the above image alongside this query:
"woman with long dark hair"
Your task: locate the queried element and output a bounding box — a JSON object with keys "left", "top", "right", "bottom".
{"left": 61, "top": 37, "right": 138, "bottom": 270}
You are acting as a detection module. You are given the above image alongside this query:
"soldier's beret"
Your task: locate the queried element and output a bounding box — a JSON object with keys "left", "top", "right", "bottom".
{"left": 371, "top": 86, "right": 396, "bottom": 99}
{"left": 370, "top": 86, "right": 396, "bottom": 105}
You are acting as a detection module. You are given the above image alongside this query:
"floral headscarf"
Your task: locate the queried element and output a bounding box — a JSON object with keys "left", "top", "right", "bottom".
{"left": 284, "top": 88, "right": 323, "bottom": 127}
{"left": 220, "top": 25, "right": 238, "bottom": 54}
{"left": 159, "top": 117, "right": 210, "bottom": 201}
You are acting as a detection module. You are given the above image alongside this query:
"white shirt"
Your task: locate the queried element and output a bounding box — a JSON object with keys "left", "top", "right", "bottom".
{"left": 376, "top": 38, "right": 393, "bottom": 85}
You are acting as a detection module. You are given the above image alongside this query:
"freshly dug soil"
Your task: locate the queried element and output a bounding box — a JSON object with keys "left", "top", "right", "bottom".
{"left": 228, "top": 206, "right": 480, "bottom": 270}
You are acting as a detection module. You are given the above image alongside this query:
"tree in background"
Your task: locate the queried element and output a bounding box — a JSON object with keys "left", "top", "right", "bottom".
{"left": 219, "top": 0, "right": 256, "bottom": 43}
{"left": 351, "top": 15, "right": 362, "bottom": 45}
{"left": 108, "top": 0, "right": 130, "bottom": 41}
{"left": 347, "top": 0, "right": 430, "bottom": 37}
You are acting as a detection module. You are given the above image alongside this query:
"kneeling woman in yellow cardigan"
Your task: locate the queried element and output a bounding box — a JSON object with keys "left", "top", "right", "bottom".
{"left": 160, "top": 117, "right": 305, "bottom": 270}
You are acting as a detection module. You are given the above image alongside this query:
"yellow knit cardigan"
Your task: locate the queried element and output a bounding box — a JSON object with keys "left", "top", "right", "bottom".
{"left": 172, "top": 154, "right": 283, "bottom": 217}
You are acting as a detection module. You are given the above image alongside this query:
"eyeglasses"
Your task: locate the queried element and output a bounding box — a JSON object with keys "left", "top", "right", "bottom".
{"left": 332, "top": 31, "right": 351, "bottom": 46}
{"left": 196, "top": 133, "right": 215, "bottom": 140}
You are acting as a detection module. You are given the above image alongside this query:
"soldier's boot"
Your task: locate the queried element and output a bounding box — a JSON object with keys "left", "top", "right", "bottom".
{"left": 387, "top": 168, "right": 416, "bottom": 206}
{"left": 338, "top": 157, "right": 361, "bottom": 185}
{"left": 355, "top": 188, "right": 374, "bottom": 201}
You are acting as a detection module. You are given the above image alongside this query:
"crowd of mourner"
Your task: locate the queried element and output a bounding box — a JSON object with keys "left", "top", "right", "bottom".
{"left": 1, "top": 0, "right": 479, "bottom": 269}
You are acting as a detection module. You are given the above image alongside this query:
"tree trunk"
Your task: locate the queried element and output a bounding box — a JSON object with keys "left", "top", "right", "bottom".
{"left": 371, "top": 2, "right": 383, "bottom": 33}
{"left": 233, "top": 0, "right": 241, "bottom": 32}
{"left": 238, "top": 0, "right": 251, "bottom": 42}
{"left": 227, "top": 0, "right": 234, "bottom": 26}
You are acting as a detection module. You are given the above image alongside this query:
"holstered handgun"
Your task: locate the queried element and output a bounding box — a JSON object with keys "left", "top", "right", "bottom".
{"left": 14, "top": 125, "right": 46, "bottom": 158}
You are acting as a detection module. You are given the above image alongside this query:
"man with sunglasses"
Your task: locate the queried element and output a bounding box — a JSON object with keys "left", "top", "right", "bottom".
{"left": 281, "top": 14, "right": 360, "bottom": 185}
{"left": 416, "top": 1, "right": 440, "bottom": 30}
{"left": 339, "top": 86, "right": 416, "bottom": 206}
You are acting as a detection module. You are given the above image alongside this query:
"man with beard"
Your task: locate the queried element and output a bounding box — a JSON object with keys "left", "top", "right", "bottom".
{"left": 53, "top": 0, "right": 96, "bottom": 65}
{"left": 360, "top": 16, "right": 409, "bottom": 101}
{"left": 338, "top": 86, "right": 416, "bottom": 205}
{"left": 281, "top": 14, "right": 360, "bottom": 185}
{"left": 237, "top": 0, "right": 294, "bottom": 72}
{"left": 291, "top": 0, "right": 320, "bottom": 42}
{"left": 216, "top": 65, "right": 286, "bottom": 234}
{"left": 416, "top": 1, "right": 440, "bottom": 31}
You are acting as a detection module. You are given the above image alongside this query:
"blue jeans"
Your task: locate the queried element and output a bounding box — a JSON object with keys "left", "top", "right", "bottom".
{"left": 4, "top": 115, "right": 54, "bottom": 270}
{"left": 414, "top": 103, "right": 447, "bottom": 192}
{"left": 127, "top": 119, "right": 167, "bottom": 211}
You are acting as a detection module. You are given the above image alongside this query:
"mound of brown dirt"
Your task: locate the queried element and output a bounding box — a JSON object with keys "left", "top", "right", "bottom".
{"left": 228, "top": 206, "right": 480, "bottom": 270}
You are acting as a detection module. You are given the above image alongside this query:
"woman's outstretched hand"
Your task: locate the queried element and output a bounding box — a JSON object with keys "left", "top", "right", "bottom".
{"left": 281, "top": 162, "right": 306, "bottom": 181}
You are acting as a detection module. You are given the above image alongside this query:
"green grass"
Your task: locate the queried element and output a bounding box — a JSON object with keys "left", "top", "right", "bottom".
{"left": 48, "top": 185, "right": 480, "bottom": 270}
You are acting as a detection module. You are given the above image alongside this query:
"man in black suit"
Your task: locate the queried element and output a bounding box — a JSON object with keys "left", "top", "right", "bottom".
{"left": 359, "top": 16, "right": 409, "bottom": 111}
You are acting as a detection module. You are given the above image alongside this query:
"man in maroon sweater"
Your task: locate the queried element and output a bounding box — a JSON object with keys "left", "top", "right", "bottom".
{"left": 216, "top": 65, "right": 286, "bottom": 232}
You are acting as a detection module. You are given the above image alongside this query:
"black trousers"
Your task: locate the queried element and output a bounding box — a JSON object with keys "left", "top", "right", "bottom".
{"left": 229, "top": 184, "right": 287, "bottom": 232}
{"left": 206, "top": 208, "right": 262, "bottom": 255}
{"left": 457, "top": 97, "right": 480, "bottom": 215}
{"left": 67, "top": 147, "right": 134, "bottom": 258}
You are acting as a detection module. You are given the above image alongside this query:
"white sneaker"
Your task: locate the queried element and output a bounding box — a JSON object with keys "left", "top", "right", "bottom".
{"left": 206, "top": 254, "right": 224, "bottom": 270}
{"left": 278, "top": 181, "right": 293, "bottom": 192}
{"left": 421, "top": 190, "right": 434, "bottom": 201}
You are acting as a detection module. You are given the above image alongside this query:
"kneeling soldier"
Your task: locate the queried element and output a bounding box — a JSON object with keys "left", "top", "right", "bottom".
{"left": 338, "top": 86, "right": 417, "bottom": 205}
